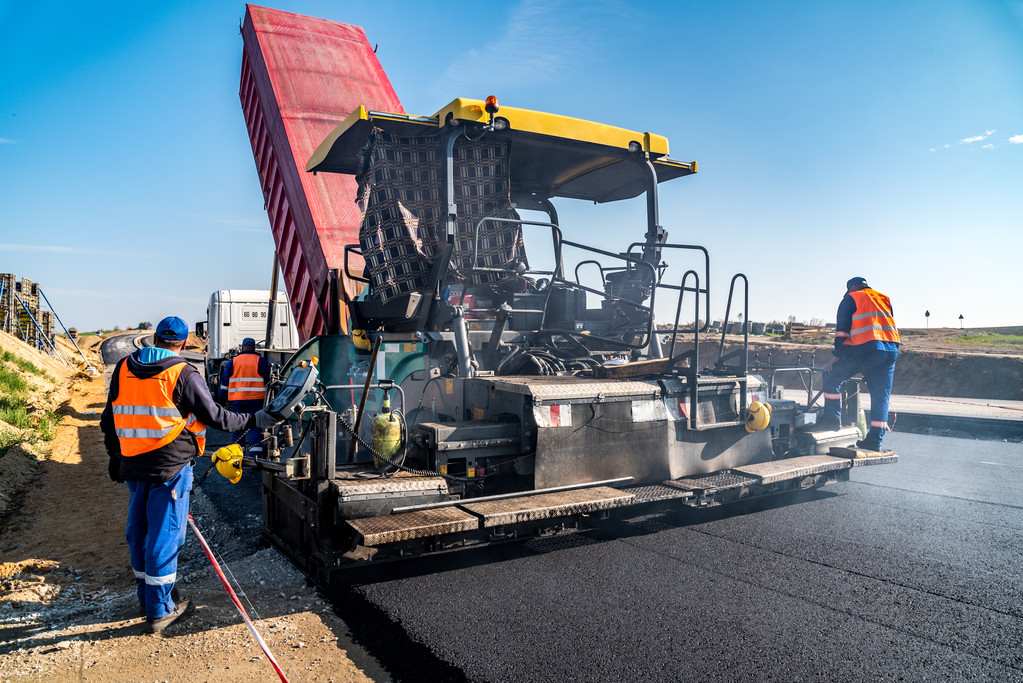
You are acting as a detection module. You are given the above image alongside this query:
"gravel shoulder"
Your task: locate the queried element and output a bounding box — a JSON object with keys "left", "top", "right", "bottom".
{"left": 0, "top": 337, "right": 387, "bottom": 682}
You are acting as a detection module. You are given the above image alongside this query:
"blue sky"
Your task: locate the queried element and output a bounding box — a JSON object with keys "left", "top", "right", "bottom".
{"left": 1, "top": 0, "right": 1021, "bottom": 333}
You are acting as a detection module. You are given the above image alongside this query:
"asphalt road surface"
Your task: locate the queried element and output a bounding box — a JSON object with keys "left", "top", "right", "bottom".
{"left": 95, "top": 335, "right": 1023, "bottom": 681}
{"left": 335, "top": 431, "right": 1023, "bottom": 682}
{"left": 98, "top": 334, "right": 144, "bottom": 366}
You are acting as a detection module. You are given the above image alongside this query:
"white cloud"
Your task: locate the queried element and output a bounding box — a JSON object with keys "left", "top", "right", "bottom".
{"left": 1009, "top": 134, "right": 1023, "bottom": 144}
{"left": 0, "top": 138, "right": 15, "bottom": 144}
{"left": 982, "top": 144, "right": 995, "bottom": 149}
{"left": 0, "top": 243, "right": 153, "bottom": 257}
{"left": 961, "top": 129, "right": 996, "bottom": 144}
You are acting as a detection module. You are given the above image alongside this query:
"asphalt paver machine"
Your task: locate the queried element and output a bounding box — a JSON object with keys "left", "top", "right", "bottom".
{"left": 238, "top": 7, "right": 895, "bottom": 578}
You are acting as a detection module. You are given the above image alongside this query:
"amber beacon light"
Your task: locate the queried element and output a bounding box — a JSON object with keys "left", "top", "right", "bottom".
{"left": 485, "top": 95, "right": 500, "bottom": 124}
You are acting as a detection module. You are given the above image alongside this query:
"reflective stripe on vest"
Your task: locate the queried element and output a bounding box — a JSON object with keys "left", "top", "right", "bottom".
{"left": 112, "top": 360, "right": 207, "bottom": 456}
{"left": 228, "top": 353, "right": 266, "bottom": 401}
{"left": 843, "top": 288, "right": 900, "bottom": 347}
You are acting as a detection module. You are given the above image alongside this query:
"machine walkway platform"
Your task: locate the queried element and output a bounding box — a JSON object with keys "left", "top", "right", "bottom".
{"left": 343, "top": 451, "right": 897, "bottom": 548}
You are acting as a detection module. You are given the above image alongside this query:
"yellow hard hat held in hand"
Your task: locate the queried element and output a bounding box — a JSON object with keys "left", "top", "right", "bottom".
{"left": 212, "top": 444, "right": 244, "bottom": 484}
{"left": 745, "top": 401, "right": 772, "bottom": 433}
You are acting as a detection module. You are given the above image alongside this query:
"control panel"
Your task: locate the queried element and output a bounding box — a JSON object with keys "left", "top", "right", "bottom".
{"left": 266, "top": 363, "right": 319, "bottom": 420}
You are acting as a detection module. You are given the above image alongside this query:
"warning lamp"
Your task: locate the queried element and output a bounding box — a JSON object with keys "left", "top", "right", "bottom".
{"left": 310, "top": 356, "right": 319, "bottom": 366}
{"left": 485, "top": 95, "right": 499, "bottom": 125}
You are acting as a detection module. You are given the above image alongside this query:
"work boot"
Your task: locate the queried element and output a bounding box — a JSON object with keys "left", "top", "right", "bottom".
{"left": 146, "top": 600, "right": 194, "bottom": 634}
{"left": 855, "top": 438, "right": 883, "bottom": 452}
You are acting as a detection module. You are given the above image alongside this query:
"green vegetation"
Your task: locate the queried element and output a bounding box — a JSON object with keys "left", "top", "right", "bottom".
{"left": 951, "top": 332, "right": 1023, "bottom": 347}
{"left": 0, "top": 350, "right": 62, "bottom": 454}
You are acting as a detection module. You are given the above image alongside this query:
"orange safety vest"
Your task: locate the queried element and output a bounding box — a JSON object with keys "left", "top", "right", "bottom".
{"left": 227, "top": 353, "right": 266, "bottom": 402}
{"left": 112, "top": 361, "right": 207, "bottom": 457}
{"left": 839, "top": 288, "right": 900, "bottom": 347}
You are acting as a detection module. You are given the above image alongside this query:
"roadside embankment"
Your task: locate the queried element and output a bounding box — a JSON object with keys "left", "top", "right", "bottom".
{"left": 708, "top": 339, "right": 1023, "bottom": 400}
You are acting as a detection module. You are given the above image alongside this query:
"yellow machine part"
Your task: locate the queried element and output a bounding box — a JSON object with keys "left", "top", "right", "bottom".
{"left": 351, "top": 329, "right": 371, "bottom": 351}
{"left": 371, "top": 411, "right": 402, "bottom": 468}
{"left": 745, "top": 401, "right": 772, "bottom": 433}
{"left": 212, "top": 444, "right": 244, "bottom": 484}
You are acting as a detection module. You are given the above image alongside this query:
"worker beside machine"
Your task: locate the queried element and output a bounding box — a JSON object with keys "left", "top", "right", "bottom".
{"left": 820, "top": 277, "right": 901, "bottom": 451}
{"left": 101, "top": 317, "right": 278, "bottom": 633}
{"left": 219, "top": 337, "right": 270, "bottom": 453}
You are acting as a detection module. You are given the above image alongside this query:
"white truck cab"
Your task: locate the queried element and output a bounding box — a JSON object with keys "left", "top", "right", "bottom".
{"left": 196, "top": 290, "right": 298, "bottom": 397}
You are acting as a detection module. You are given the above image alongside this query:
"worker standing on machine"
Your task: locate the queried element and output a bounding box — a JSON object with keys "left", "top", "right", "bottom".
{"left": 101, "top": 317, "right": 278, "bottom": 633}
{"left": 820, "top": 277, "right": 901, "bottom": 451}
{"left": 219, "top": 337, "right": 270, "bottom": 453}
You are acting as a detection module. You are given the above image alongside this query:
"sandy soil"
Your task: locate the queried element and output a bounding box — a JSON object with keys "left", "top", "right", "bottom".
{"left": 0, "top": 333, "right": 384, "bottom": 682}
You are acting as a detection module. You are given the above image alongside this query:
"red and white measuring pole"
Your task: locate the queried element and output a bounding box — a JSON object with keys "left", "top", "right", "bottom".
{"left": 186, "top": 513, "right": 290, "bottom": 683}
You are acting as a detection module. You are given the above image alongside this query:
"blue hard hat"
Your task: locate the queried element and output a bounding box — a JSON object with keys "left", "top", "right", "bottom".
{"left": 155, "top": 316, "right": 189, "bottom": 341}
{"left": 241, "top": 337, "right": 256, "bottom": 347}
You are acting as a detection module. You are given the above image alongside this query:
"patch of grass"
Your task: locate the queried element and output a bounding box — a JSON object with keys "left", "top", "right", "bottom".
{"left": 0, "top": 399, "right": 33, "bottom": 430}
{"left": 0, "top": 349, "right": 45, "bottom": 377}
{"left": 35, "top": 410, "right": 62, "bottom": 442}
{"left": 951, "top": 333, "right": 1023, "bottom": 346}
{"left": 0, "top": 352, "right": 61, "bottom": 454}
{"left": 0, "top": 430, "right": 20, "bottom": 452}
{"left": 0, "top": 365, "right": 29, "bottom": 394}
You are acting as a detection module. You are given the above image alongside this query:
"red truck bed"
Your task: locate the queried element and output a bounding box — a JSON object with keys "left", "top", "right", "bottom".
{"left": 239, "top": 4, "right": 403, "bottom": 340}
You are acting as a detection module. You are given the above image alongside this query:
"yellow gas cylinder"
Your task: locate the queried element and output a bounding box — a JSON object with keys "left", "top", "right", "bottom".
{"left": 745, "top": 401, "right": 772, "bottom": 433}
{"left": 370, "top": 395, "right": 402, "bottom": 468}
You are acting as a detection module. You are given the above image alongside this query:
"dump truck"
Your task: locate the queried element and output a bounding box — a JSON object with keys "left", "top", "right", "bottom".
{"left": 196, "top": 289, "right": 299, "bottom": 398}
{"left": 235, "top": 5, "right": 895, "bottom": 579}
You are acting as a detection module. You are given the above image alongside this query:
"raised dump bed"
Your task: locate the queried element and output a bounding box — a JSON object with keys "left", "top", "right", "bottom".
{"left": 239, "top": 5, "right": 403, "bottom": 340}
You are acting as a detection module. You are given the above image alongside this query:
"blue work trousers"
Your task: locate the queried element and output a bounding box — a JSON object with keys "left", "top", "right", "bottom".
{"left": 229, "top": 399, "right": 263, "bottom": 448}
{"left": 822, "top": 349, "right": 898, "bottom": 446}
{"left": 125, "top": 464, "right": 192, "bottom": 619}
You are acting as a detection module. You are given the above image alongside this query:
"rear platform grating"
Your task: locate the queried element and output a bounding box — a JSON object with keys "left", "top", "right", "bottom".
{"left": 665, "top": 471, "right": 759, "bottom": 492}
{"left": 733, "top": 455, "right": 850, "bottom": 484}
{"left": 626, "top": 484, "right": 695, "bottom": 504}
{"left": 347, "top": 507, "right": 477, "bottom": 546}
{"left": 460, "top": 486, "right": 633, "bottom": 528}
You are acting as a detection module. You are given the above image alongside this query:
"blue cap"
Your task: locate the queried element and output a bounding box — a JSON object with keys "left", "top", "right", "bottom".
{"left": 155, "top": 316, "right": 189, "bottom": 341}
{"left": 846, "top": 276, "right": 869, "bottom": 290}
{"left": 241, "top": 337, "right": 256, "bottom": 348}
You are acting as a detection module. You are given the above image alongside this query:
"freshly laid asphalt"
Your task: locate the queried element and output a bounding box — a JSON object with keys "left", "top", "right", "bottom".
{"left": 97, "top": 338, "right": 1023, "bottom": 681}
{"left": 336, "top": 432, "right": 1023, "bottom": 682}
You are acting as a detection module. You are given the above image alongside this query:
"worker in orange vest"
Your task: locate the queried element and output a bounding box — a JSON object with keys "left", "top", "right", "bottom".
{"left": 219, "top": 337, "right": 270, "bottom": 451}
{"left": 101, "top": 317, "right": 278, "bottom": 633}
{"left": 820, "top": 277, "right": 901, "bottom": 451}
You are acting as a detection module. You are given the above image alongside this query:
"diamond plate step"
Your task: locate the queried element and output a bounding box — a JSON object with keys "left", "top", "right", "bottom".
{"left": 733, "top": 455, "right": 851, "bottom": 484}
{"left": 664, "top": 471, "right": 760, "bottom": 493}
{"left": 626, "top": 484, "right": 695, "bottom": 504}
{"left": 460, "top": 486, "right": 634, "bottom": 528}
{"left": 347, "top": 507, "right": 478, "bottom": 546}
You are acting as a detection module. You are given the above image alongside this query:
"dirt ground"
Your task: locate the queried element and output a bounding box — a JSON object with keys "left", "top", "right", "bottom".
{"left": 0, "top": 326, "right": 1019, "bottom": 681}
{"left": 0, "top": 332, "right": 385, "bottom": 682}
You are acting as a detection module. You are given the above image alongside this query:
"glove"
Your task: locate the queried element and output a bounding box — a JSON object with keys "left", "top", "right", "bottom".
{"left": 254, "top": 409, "right": 278, "bottom": 430}
{"left": 108, "top": 457, "right": 123, "bottom": 483}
